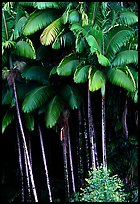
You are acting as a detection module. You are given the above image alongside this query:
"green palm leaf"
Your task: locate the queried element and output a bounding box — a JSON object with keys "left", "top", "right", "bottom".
{"left": 19, "top": 2, "right": 34, "bottom": 7}
{"left": 21, "top": 66, "right": 50, "bottom": 84}
{"left": 119, "top": 11, "right": 138, "bottom": 26}
{"left": 112, "top": 50, "right": 138, "bottom": 66}
{"left": 60, "top": 85, "right": 81, "bottom": 109}
{"left": 24, "top": 113, "right": 34, "bottom": 131}
{"left": 107, "top": 67, "right": 135, "bottom": 92}
{"left": 46, "top": 95, "right": 64, "bottom": 128}
{"left": 89, "top": 69, "right": 106, "bottom": 92}
{"left": 74, "top": 65, "right": 90, "bottom": 83}
{"left": 13, "top": 16, "right": 27, "bottom": 40}
{"left": 14, "top": 40, "right": 36, "bottom": 59}
{"left": 2, "top": 88, "right": 13, "bottom": 105}
{"left": 68, "top": 10, "right": 80, "bottom": 24}
{"left": 22, "top": 86, "right": 53, "bottom": 113}
{"left": 96, "top": 51, "right": 111, "bottom": 66}
{"left": 23, "top": 10, "right": 59, "bottom": 36}
{"left": 86, "top": 34, "right": 101, "bottom": 54}
{"left": 70, "top": 22, "right": 87, "bottom": 37}
{"left": 105, "top": 26, "right": 133, "bottom": 60}
{"left": 2, "top": 109, "right": 14, "bottom": 134}
{"left": 52, "top": 30, "right": 75, "bottom": 49}
{"left": 57, "top": 53, "right": 79, "bottom": 76}
{"left": 40, "top": 17, "right": 64, "bottom": 46}
{"left": 33, "top": 2, "right": 60, "bottom": 9}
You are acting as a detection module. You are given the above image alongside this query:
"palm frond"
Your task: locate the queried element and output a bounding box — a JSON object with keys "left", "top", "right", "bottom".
{"left": 33, "top": 2, "right": 60, "bottom": 10}
{"left": 22, "top": 86, "right": 54, "bottom": 113}
{"left": 87, "top": 2, "right": 100, "bottom": 25}
{"left": 13, "top": 40, "right": 36, "bottom": 59}
{"left": 112, "top": 50, "right": 138, "bottom": 66}
{"left": 89, "top": 69, "right": 106, "bottom": 92}
{"left": 23, "top": 10, "right": 59, "bottom": 36}
{"left": 2, "top": 88, "right": 13, "bottom": 105}
{"left": 105, "top": 26, "right": 133, "bottom": 60}
{"left": 21, "top": 66, "right": 50, "bottom": 85}
{"left": 107, "top": 67, "right": 136, "bottom": 92}
{"left": 12, "top": 16, "right": 27, "bottom": 40}
{"left": 85, "top": 27, "right": 103, "bottom": 54}
{"left": 24, "top": 113, "right": 34, "bottom": 131}
{"left": 75, "top": 35, "right": 87, "bottom": 53}
{"left": 119, "top": 11, "right": 138, "bottom": 26}
{"left": 60, "top": 85, "right": 81, "bottom": 109}
{"left": 18, "top": 2, "right": 34, "bottom": 7}
{"left": 68, "top": 10, "right": 80, "bottom": 24}
{"left": 46, "top": 95, "right": 64, "bottom": 128}
{"left": 40, "top": 17, "right": 64, "bottom": 46}
{"left": 2, "top": 109, "right": 14, "bottom": 134}
{"left": 57, "top": 53, "right": 79, "bottom": 76}
{"left": 96, "top": 51, "right": 110, "bottom": 66}
{"left": 74, "top": 65, "right": 90, "bottom": 83}
{"left": 52, "top": 30, "right": 75, "bottom": 49}
{"left": 70, "top": 22, "right": 87, "bottom": 37}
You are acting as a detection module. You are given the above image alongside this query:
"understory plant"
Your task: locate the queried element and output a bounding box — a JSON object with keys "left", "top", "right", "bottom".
{"left": 69, "top": 165, "right": 127, "bottom": 202}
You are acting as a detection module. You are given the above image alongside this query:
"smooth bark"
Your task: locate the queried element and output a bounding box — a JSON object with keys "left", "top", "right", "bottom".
{"left": 88, "top": 89, "right": 98, "bottom": 169}
{"left": 12, "top": 79, "right": 38, "bottom": 202}
{"left": 38, "top": 124, "right": 52, "bottom": 202}
{"left": 82, "top": 99, "right": 90, "bottom": 171}
{"left": 122, "top": 99, "right": 128, "bottom": 139}
{"left": 16, "top": 123, "right": 24, "bottom": 202}
{"left": 77, "top": 109, "right": 84, "bottom": 187}
{"left": 101, "top": 85, "right": 107, "bottom": 170}
{"left": 67, "top": 123, "right": 76, "bottom": 193}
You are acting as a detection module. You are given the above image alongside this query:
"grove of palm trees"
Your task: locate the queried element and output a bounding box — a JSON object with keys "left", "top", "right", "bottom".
{"left": 2, "top": 2, "right": 138, "bottom": 202}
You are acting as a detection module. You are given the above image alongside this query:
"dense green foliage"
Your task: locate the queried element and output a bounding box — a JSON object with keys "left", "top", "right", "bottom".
{"left": 2, "top": 2, "right": 138, "bottom": 202}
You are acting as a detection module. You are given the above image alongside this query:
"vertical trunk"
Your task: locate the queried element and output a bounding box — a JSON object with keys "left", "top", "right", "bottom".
{"left": 28, "top": 134, "right": 32, "bottom": 169}
{"left": 122, "top": 99, "right": 128, "bottom": 139}
{"left": 38, "top": 124, "right": 52, "bottom": 202}
{"left": 67, "top": 123, "right": 76, "bottom": 193}
{"left": 101, "top": 85, "right": 107, "bottom": 170}
{"left": 23, "top": 146, "right": 31, "bottom": 202}
{"left": 88, "top": 89, "right": 99, "bottom": 169}
{"left": 61, "top": 127, "right": 70, "bottom": 199}
{"left": 77, "top": 109, "right": 84, "bottom": 187}
{"left": 82, "top": 99, "right": 90, "bottom": 172}
{"left": 12, "top": 79, "right": 38, "bottom": 202}
{"left": 16, "top": 123, "right": 24, "bottom": 202}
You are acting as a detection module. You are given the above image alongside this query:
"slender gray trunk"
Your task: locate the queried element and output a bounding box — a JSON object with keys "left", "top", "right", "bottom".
{"left": 101, "top": 86, "right": 107, "bottom": 170}
{"left": 61, "top": 127, "right": 70, "bottom": 199}
{"left": 88, "top": 89, "right": 98, "bottom": 169}
{"left": 67, "top": 124, "right": 76, "bottom": 193}
{"left": 38, "top": 124, "right": 52, "bottom": 202}
{"left": 82, "top": 99, "right": 90, "bottom": 171}
{"left": 77, "top": 109, "right": 84, "bottom": 187}
{"left": 16, "top": 123, "right": 24, "bottom": 202}
{"left": 28, "top": 134, "right": 32, "bottom": 169}
{"left": 12, "top": 79, "right": 38, "bottom": 202}
{"left": 23, "top": 146, "right": 31, "bottom": 202}
{"left": 122, "top": 99, "right": 128, "bottom": 139}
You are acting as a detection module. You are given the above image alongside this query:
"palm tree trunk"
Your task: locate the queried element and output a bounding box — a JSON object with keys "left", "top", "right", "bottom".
{"left": 77, "top": 109, "right": 84, "bottom": 187}
{"left": 67, "top": 123, "right": 76, "bottom": 193}
{"left": 122, "top": 99, "right": 128, "bottom": 139}
{"left": 61, "top": 127, "right": 70, "bottom": 199}
{"left": 23, "top": 145, "right": 32, "bottom": 202}
{"left": 88, "top": 89, "right": 97, "bottom": 169}
{"left": 16, "top": 123, "right": 24, "bottom": 202}
{"left": 12, "top": 78, "right": 38, "bottom": 202}
{"left": 38, "top": 124, "right": 52, "bottom": 202}
{"left": 101, "top": 85, "right": 107, "bottom": 170}
{"left": 82, "top": 99, "right": 90, "bottom": 172}
{"left": 28, "top": 134, "right": 32, "bottom": 169}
